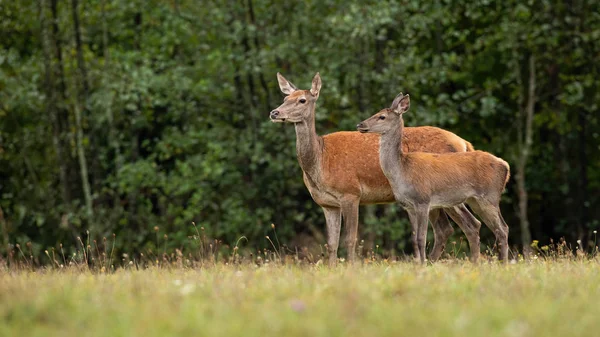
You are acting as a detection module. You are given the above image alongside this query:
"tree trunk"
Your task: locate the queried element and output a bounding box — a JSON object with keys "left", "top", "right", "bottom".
{"left": 71, "top": 0, "right": 94, "bottom": 218}
{"left": 50, "top": 0, "right": 74, "bottom": 162}
{"left": 50, "top": 0, "right": 67, "bottom": 103}
{"left": 71, "top": 0, "right": 89, "bottom": 94}
{"left": 574, "top": 1, "right": 590, "bottom": 248}
{"left": 236, "top": 0, "right": 257, "bottom": 128}
{"left": 73, "top": 98, "right": 93, "bottom": 217}
{"left": 576, "top": 109, "right": 589, "bottom": 247}
{"left": 41, "top": 0, "right": 71, "bottom": 207}
{"left": 0, "top": 206, "right": 9, "bottom": 266}
{"left": 245, "top": 0, "right": 271, "bottom": 110}
{"left": 126, "top": 11, "right": 143, "bottom": 245}
{"left": 515, "top": 54, "right": 536, "bottom": 256}
{"left": 241, "top": 30, "right": 257, "bottom": 110}
{"left": 102, "top": 0, "right": 123, "bottom": 211}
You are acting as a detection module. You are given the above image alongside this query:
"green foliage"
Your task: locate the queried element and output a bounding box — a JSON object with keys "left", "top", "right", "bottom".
{"left": 0, "top": 0, "right": 598, "bottom": 257}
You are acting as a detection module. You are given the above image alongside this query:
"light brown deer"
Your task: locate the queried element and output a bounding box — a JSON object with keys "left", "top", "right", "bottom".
{"left": 357, "top": 93, "right": 511, "bottom": 263}
{"left": 270, "top": 73, "right": 484, "bottom": 265}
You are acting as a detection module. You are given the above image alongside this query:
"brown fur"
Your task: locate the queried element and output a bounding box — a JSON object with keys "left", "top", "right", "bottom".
{"left": 286, "top": 90, "right": 309, "bottom": 100}
{"left": 465, "top": 141, "right": 475, "bottom": 152}
{"left": 401, "top": 151, "right": 510, "bottom": 198}
{"left": 389, "top": 150, "right": 510, "bottom": 263}
{"left": 357, "top": 93, "right": 511, "bottom": 263}
{"left": 271, "top": 73, "right": 482, "bottom": 265}
{"left": 319, "top": 128, "right": 473, "bottom": 204}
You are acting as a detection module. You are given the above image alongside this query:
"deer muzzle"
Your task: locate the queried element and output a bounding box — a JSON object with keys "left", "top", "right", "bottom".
{"left": 356, "top": 122, "right": 369, "bottom": 133}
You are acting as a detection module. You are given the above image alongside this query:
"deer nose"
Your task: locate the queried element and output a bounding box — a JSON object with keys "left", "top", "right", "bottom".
{"left": 270, "top": 110, "right": 279, "bottom": 118}
{"left": 356, "top": 122, "right": 365, "bottom": 129}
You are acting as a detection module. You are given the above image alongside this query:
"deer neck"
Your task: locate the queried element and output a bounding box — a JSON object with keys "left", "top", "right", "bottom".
{"left": 378, "top": 118, "right": 407, "bottom": 185}
{"left": 294, "top": 104, "right": 323, "bottom": 180}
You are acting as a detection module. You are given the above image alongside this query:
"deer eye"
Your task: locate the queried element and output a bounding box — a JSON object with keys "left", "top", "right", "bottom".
{"left": 379, "top": 115, "right": 386, "bottom": 120}
{"left": 299, "top": 98, "right": 306, "bottom": 104}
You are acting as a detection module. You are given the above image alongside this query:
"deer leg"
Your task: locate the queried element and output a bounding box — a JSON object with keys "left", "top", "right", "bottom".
{"left": 497, "top": 212, "right": 510, "bottom": 261}
{"left": 322, "top": 206, "right": 341, "bottom": 267}
{"left": 417, "top": 207, "right": 430, "bottom": 264}
{"left": 488, "top": 208, "right": 510, "bottom": 262}
{"left": 406, "top": 210, "right": 420, "bottom": 262}
{"left": 407, "top": 206, "right": 430, "bottom": 264}
{"left": 341, "top": 197, "right": 360, "bottom": 264}
{"left": 467, "top": 200, "right": 509, "bottom": 262}
{"left": 444, "top": 205, "right": 481, "bottom": 263}
{"left": 429, "top": 209, "right": 454, "bottom": 262}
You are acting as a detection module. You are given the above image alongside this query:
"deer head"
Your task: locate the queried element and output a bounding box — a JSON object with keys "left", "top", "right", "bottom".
{"left": 356, "top": 93, "right": 410, "bottom": 134}
{"left": 270, "top": 72, "right": 322, "bottom": 123}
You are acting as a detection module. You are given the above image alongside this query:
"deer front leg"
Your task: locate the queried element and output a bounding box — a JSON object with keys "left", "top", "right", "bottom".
{"left": 407, "top": 210, "right": 420, "bottom": 262}
{"left": 408, "top": 206, "right": 430, "bottom": 264}
{"left": 322, "top": 206, "right": 341, "bottom": 267}
{"left": 429, "top": 209, "right": 454, "bottom": 261}
{"left": 341, "top": 197, "right": 360, "bottom": 263}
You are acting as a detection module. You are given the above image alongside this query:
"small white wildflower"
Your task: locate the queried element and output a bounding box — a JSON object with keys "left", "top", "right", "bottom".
{"left": 180, "top": 283, "right": 196, "bottom": 295}
{"left": 594, "top": 230, "right": 597, "bottom": 234}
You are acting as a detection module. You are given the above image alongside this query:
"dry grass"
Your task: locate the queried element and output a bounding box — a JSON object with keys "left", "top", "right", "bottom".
{"left": 1, "top": 258, "right": 600, "bottom": 337}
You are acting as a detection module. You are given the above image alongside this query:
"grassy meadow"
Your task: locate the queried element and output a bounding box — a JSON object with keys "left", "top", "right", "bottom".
{"left": 1, "top": 257, "right": 600, "bottom": 337}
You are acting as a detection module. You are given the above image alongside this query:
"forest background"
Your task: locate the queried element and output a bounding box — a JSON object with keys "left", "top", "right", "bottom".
{"left": 1, "top": 0, "right": 598, "bottom": 261}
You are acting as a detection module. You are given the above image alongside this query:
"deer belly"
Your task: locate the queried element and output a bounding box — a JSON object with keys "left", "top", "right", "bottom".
{"left": 430, "top": 188, "right": 472, "bottom": 208}
{"left": 359, "top": 185, "right": 396, "bottom": 204}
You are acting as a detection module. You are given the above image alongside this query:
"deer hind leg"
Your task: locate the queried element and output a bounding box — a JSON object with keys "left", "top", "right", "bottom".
{"left": 407, "top": 205, "right": 430, "bottom": 264}
{"left": 467, "top": 199, "right": 509, "bottom": 262}
{"left": 444, "top": 204, "right": 482, "bottom": 263}
{"left": 429, "top": 209, "right": 454, "bottom": 262}
{"left": 322, "top": 206, "right": 341, "bottom": 267}
{"left": 496, "top": 211, "right": 510, "bottom": 261}
{"left": 341, "top": 197, "right": 360, "bottom": 264}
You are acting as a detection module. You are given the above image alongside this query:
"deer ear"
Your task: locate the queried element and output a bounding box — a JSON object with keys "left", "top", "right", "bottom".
{"left": 390, "top": 92, "right": 404, "bottom": 110}
{"left": 310, "top": 72, "right": 322, "bottom": 98}
{"left": 393, "top": 94, "right": 410, "bottom": 115}
{"left": 277, "top": 72, "right": 297, "bottom": 95}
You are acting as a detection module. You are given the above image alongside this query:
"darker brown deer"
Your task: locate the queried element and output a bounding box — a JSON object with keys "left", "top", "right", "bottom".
{"left": 357, "top": 93, "right": 511, "bottom": 263}
{"left": 270, "top": 72, "right": 483, "bottom": 266}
